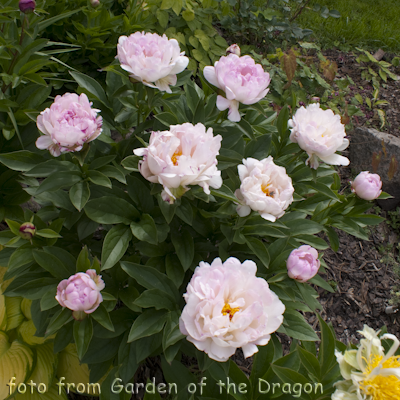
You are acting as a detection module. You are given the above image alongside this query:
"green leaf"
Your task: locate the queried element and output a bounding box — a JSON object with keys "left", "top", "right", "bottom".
{"left": 317, "top": 314, "right": 336, "bottom": 371}
{"left": 284, "top": 219, "right": 324, "bottom": 236}
{"left": 35, "top": 172, "right": 82, "bottom": 195}
{"left": 33, "top": 249, "right": 73, "bottom": 279}
{"left": 98, "top": 165, "right": 127, "bottom": 184}
{"left": 74, "top": 318, "right": 93, "bottom": 359}
{"left": 281, "top": 310, "right": 319, "bottom": 341}
{"left": 45, "top": 307, "right": 73, "bottom": 337}
{"left": 134, "top": 289, "right": 176, "bottom": 311}
{"left": 154, "top": 112, "right": 178, "bottom": 127}
{"left": 309, "top": 274, "right": 335, "bottom": 293}
{"left": 157, "top": 194, "right": 176, "bottom": 223}
{"left": 162, "top": 311, "right": 184, "bottom": 351}
{"left": 76, "top": 246, "right": 91, "bottom": 272}
{"left": 70, "top": 71, "right": 109, "bottom": 106}
{"left": 35, "top": 229, "right": 62, "bottom": 238}
{"left": 40, "top": 288, "right": 59, "bottom": 311}
{"left": 91, "top": 303, "right": 115, "bottom": 331}
{"left": 0, "top": 151, "right": 45, "bottom": 172}
{"left": 69, "top": 181, "right": 90, "bottom": 211}
{"left": 38, "top": 9, "right": 81, "bottom": 32}
{"left": 130, "top": 214, "right": 158, "bottom": 245}
{"left": 85, "top": 197, "right": 140, "bottom": 224}
{"left": 211, "top": 184, "right": 238, "bottom": 203}
{"left": 276, "top": 104, "right": 290, "bottom": 136}
{"left": 308, "top": 182, "right": 340, "bottom": 202}
{"left": 89, "top": 155, "right": 116, "bottom": 170}
{"left": 245, "top": 237, "right": 270, "bottom": 269}
{"left": 128, "top": 310, "right": 168, "bottom": 342}
{"left": 120, "top": 262, "right": 178, "bottom": 301}
{"left": 87, "top": 170, "right": 112, "bottom": 188}
{"left": 270, "top": 365, "right": 313, "bottom": 400}
{"left": 297, "top": 345, "right": 321, "bottom": 379}
{"left": 171, "top": 228, "right": 194, "bottom": 271}
{"left": 101, "top": 225, "right": 132, "bottom": 271}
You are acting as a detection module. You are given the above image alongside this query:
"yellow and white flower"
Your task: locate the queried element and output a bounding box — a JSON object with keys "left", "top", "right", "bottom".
{"left": 333, "top": 325, "right": 400, "bottom": 400}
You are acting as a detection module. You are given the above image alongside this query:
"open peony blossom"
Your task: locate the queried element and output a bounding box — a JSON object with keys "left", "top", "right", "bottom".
{"left": 36, "top": 93, "right": 102, "bottom": 157}
{"left": 288, "top": 103, "right": 349, "bottom": 169}
{"left": 287, "top": 245, "right": 320, "bottom": 282}
{"left": 133, "top": 123, "right": 222, "bottom": 202}
{"left": 56, "top": 269, "right": 105, "bottom": 320}
{"left": 179, "top": 257, "right": 285, "bottom": 362}
{"left": 235, "top": 157, "right": 294, "bottom": 222}
{"left": 116, "top": 31, "right": 189, "bottom": 93}
{"left": 203, "top": 54, "right": 270, "bottom": 122}
{"left": 350, "top": 171, "right": 382, "bottom": 201}
{"left": 333, "top": 325, "right": 400, "bottom": 400}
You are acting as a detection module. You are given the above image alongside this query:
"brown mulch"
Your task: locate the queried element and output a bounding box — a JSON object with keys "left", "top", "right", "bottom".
{"left": 323, "top": 49, "right": 400, "bottom": 137}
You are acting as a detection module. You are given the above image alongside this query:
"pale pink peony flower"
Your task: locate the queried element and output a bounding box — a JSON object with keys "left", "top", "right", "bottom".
{"left": 133, "top": 123, "right": 222, "bottom": 202}
{"left": 56, "top": 269, "right": 105, "bottom": 320}
{"left": 179, "top": 257, "right": 285, "bottom": 362}
{"left": 289, "top": 103, "right": 349, "bottom": 169}
{"left": 350, "top": 171, "right": 382, "bottom": 200}
{"left": 235, "top": 157, "right": 294, "bottom": 222}
{"left": 203, "top": 54, "right": 270, "bottom": 122}
{"left": 36, "top": 93, "right": 102, "bottom": 157}
{"left": 116, "top": 32, "right": 189, "bottom": 93}
{"left": 287, "top": 245, "right": 320, "bottom": 283}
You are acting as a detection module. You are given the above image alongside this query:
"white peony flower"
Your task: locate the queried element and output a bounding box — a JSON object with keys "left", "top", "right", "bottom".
{"left": 116, "top": 31, "right": 189, "bottom": 93}
{"left": 179, "top": 257, "right": 285, "bottom": 362}
{"left": 235, "top": 157, "right": 294, "bottom": 222}
{"left": 288, "top": 103, "right": 349, "bottom": 169}
{"left": 333, "top": 325, "right": 400, "bottom": 400}
{"left": 133, "top": 123, "right": 222, "bottom": 202}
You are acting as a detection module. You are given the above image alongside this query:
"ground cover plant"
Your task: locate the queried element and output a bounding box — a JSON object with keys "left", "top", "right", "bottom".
{"left": 0, "top": 1, "right": 400, "bottom": 400}
{"left": 291, "top": 0, "right": 400, "bottom": 52}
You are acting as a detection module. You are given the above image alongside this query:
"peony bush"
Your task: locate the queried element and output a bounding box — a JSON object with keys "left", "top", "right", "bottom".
{"left": 0, "top": 10, "right": 397, "bottom": 399}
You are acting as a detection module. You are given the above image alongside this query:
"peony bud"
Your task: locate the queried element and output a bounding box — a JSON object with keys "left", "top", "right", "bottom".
{"left": 287, "top": 245, "right": 320, "bottom": 283}
{"left": 226, "top": 44, "right": 241, "bottom": 56}
{"left": 90, "top": 0, "right": 100, "bottom": 7}
{"left": 350, "top": 171, "right": 382, "bottom": 200}
{"left": 19, "top": 222, "right": 36, "bottom": 240}
{"left": 56, "top": 269, "right": 105, "bottom": 320}
{"left": 19, "top": 0, "right": 36, "bottom": 13}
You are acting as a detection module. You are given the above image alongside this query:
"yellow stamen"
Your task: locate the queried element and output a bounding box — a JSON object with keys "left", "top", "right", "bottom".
{"left": 360, "top": 355, "right": 400, "bottom": 400}
{"left": 261, "top": 183, "right": 274, "bottom": 197}
{"left": 222, "top": 303, "right": 240, "bottom": 321}
{"left": 171, "top": 150, "right": 182, "bottom": 166}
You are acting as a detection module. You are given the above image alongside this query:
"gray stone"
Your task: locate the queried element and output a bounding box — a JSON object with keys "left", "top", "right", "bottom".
{"left": 348, "top": 126, "right": 400, "bottom": 210}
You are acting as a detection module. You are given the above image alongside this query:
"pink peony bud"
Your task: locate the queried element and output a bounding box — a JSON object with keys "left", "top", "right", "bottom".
{"left": 287, "top": 245, "right": 320, "bottom": 283}
{"left": 55, "top": 269, "right": 105, "bottom": 320}
{"left": 226, "top": 44, "right": 241, "bottom": 56}
{"left": 19, "top": 222, "right": 36, "bottom": 240}
{"left": 350, "top": 171, "right": 382, "bottom": 200}
{"left": 36, "top": 93, "right": 102, "bottom": 157}
{"left": 90, "top": 0, "right": 100, "bottom": 7}
{"left": 19, "top": 0, "right": 36, "bottom": 13}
